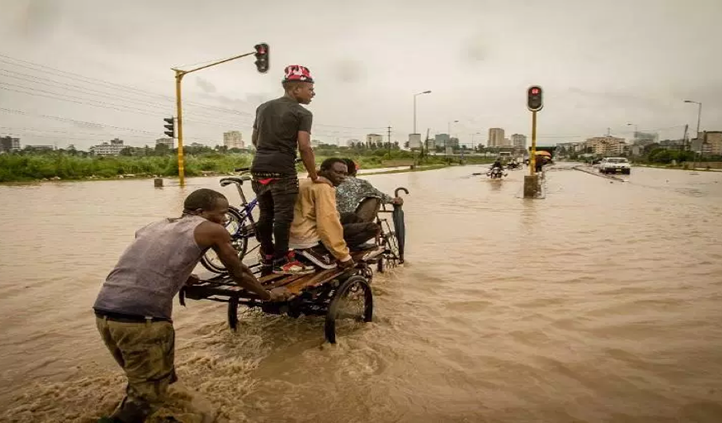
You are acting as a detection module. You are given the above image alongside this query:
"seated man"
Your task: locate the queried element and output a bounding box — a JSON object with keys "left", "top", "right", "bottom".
{"left": 336, "top": 158, "right": 403, "bottom": 222}
{"left": 289, "top": 158, "right": 381, "bottom": 269}
{"left": 491, "top": 157, "right": 504, "bottom": 170}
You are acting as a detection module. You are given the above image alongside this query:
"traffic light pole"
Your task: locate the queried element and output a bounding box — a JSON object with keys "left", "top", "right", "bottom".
{"left": 524, "top": 85, "right": 542, "bottom": 199}
{"left": 171, "top": 51, "right": 256, "bottom": 186}
{"left": 174, "top": 70, "right": 185, "bottom": 186}
{"left": 530, "top": 111, "right": 537, "bottom": 176}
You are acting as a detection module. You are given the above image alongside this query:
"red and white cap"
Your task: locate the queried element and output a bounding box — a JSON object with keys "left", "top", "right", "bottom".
{"left": 283, "top": 65, "right": 314, "bottom": 83}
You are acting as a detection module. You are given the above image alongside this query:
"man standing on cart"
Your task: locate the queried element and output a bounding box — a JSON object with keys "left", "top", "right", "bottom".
{"left": 250, "top": 64, "right": 331, "bottom": 275}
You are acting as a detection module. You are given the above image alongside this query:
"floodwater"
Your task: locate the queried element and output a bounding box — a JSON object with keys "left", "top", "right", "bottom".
{"left": 1, "top": 164, "right": 721, "bottom": 422}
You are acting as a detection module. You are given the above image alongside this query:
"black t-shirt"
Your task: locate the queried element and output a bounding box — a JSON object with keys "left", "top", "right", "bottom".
{"left": 251, "top": 96, "right": 313, "bottom": 176}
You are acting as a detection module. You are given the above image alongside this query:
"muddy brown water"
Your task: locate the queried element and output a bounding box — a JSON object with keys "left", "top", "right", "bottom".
{"left": 1, "top": 164, "right": 721, "bottom": 422}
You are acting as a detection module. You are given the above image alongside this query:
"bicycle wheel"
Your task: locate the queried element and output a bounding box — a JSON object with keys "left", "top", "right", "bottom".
{"left": 200, "top": 206, "right": 249, "bottom": 273}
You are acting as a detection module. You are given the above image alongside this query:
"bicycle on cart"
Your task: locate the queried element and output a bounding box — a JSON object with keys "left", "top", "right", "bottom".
{"left": 199, "top": 166, "right": 259, "bottom": 273}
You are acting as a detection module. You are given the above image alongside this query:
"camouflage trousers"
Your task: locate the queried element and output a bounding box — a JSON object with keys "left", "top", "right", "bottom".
{"left": 96, "top": 316, "right": 177, "bottom": 422}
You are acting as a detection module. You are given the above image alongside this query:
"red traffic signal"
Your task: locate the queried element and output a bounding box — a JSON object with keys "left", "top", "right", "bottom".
{"left": 527, "top": 85, "right": 543, "bottom": 112}
{"left": 254, "top": 43, "right": 269, "bottom": 73}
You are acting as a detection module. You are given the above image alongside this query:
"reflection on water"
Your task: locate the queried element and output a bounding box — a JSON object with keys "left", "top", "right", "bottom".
{"left": 1, "top": 165, "right": 721, "bottom": 422}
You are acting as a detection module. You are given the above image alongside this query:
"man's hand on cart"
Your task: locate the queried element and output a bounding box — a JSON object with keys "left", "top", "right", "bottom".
{"left": 268, "top": 287, "right": 292, "bottom": 302}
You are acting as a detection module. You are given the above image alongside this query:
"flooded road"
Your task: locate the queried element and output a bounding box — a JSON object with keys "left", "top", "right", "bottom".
{"left": 1, "top": 164, "right": 722, "bottom": 422}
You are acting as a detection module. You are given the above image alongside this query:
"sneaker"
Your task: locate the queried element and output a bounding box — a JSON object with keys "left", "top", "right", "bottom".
{"left": 272, "top": 253, "right": 315, "bottom": 275}
{"left": 296, "top": 246, "right": 337, "bottom": 270}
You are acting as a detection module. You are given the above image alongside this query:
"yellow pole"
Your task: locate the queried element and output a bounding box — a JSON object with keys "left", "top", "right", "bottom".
{"left": 175, "top": 70, "right": 185, "bottom": 186}
{"left": 170, "top": 50, "right": 257, "bottom": 186}
{"left": 530, "top": 111, "right": 537, "bottom": 176}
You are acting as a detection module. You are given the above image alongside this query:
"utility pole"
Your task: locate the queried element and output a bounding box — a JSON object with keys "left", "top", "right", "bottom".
{"left": 387, "top": 126, "right": 392, "bottom": 153}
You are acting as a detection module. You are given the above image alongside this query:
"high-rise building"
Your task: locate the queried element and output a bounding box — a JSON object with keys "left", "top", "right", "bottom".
{"left": 434, "top": 133, "right": 450, "bottom": 148}
{"left": 488, "top": 128, "right": 505, "bottom": 147}
{"left": 511, "top": 134, "right": 527, "bottom": 149}
{"left": 223, "top": 131, "right": 244, "bottom": 149}
{"left": 0, "top": 136, "right": 20, "bottom": 152}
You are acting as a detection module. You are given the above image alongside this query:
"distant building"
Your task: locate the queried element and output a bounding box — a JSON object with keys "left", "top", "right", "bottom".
{"left": 407, "top": 133, "right": 422, "bottom": 150}
{"left": 584, "top": 136, "right": 627, "bottom": 156}
{"left": 696, "top": 131, "right": 722, "bottom": 156}
{"left": 633, "top": 131, "right": 657, "bottom": 146}
{"left": 26, "top": 145, "right": 55, "bottom": 151}
{"left": 90, "top": 138, "right": 126, "bottom": 156}
{"left": 488, "top": 128, "right": 505, "bottom": 147}
{"left": 0, "top": 136, "right": 20, "bottom": 152}
{"left": 511, "top": 134, "right": 527, "bottom": 149}
{"left": 434, "top": 133, "right": 450, "bottom": 149}
{"left": 447, "top": 137, "right": 460, "bottom": 149}
{"left": 366, "top": 133, "right": 384, "bottom": 147}
{"left": 155, "top": 138, "right": 174, "bottom": 148}
{"left": 223, "top": 131, "right": 244, "bottom": 149}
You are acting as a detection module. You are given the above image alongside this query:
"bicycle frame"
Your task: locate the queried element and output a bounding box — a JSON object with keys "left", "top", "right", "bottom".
{"left": 226, "top": 180, "right": 258, "bottom": 239}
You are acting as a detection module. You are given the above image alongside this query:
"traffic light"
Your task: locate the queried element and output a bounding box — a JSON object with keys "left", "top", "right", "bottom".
{"left": 527, "top": 85, "right": 543, "bottom": 112}
{"left": 163, "top": 117, "right": 175, "bottom": 138}
{"left": 254, "top": 43, "right": 269, "bottom": 73}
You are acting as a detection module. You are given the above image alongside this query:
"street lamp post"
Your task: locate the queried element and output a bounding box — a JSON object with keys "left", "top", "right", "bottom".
{"left": 685, "top": 100, "right": 703, "bottom": 167}
{"left": 684, "top": 100, "right": 702, "bottom": 141}
{"left": 447, "top": 120, "right": 458, "bottom": 158}
{"left": 471, "top": 132, "right": 481, "bottom": 152}
{"left": 413, "top": 90, "right": 432, "bottom": 134}
{"left": 627, "top": 123, "right": 638, "bottom": 141}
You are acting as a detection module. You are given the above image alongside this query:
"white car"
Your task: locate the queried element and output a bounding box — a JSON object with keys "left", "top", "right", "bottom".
{"left": 599, "top": 157, "right": 631, "bottom": 175}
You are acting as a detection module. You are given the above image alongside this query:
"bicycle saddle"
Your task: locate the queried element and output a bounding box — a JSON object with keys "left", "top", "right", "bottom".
{"left": 220, "top": 176, "right": 252, "bottom": 186}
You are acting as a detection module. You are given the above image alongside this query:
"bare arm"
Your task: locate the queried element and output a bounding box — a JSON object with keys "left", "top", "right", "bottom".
{"left": 195, "top": 222, "right": 271, "bottom": 300}
{"left": 298, "top": 131, "right": 318, "bottom": 180}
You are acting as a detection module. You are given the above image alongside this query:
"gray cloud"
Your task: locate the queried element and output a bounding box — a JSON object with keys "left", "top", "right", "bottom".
{"left": 331, "top": 59, "right": 366, "bottom": 84}
{"left": 0, "top": 0, "right": 721, "bottom": 149}
{"left": 196, "top": 77, "right": 217, "bottom": 94}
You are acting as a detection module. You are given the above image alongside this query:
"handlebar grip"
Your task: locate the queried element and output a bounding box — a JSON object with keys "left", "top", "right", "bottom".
{"left": 234, "top": 167, "right": 250, "bottom": 172}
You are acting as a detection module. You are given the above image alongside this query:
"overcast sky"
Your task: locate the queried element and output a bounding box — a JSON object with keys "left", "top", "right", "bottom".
{"left": 1, "top": 0, "right": 721, "bottom": 149}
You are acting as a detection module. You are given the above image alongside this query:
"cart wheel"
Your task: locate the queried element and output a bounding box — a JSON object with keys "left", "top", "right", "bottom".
{"left": 324, "top": 275, "right": 373, "bottom": 344}
{"left": 227, "top": 297, "right": 239, "bottom": 331}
